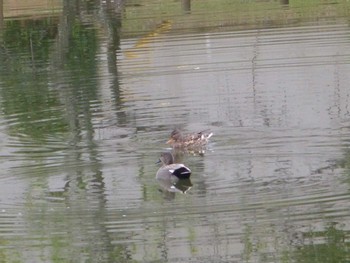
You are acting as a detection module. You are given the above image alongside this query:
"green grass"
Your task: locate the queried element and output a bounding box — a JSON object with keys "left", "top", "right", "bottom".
{"left": 121, "top": 0, "right": 350, "bottom": 37}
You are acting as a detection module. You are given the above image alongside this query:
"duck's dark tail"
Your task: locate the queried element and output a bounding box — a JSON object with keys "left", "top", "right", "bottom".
{"left": 172, "top": 167, "right": 191, "bottom": 179}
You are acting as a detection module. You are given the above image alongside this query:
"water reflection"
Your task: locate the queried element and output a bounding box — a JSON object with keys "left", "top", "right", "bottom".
{"left": 157, "top": 178, "right": 192, "bottom": 196}
{"left": 294, "top": 222, "right": 348, "bottom": 263}
{"left": 0, "top": 0, "right": 350, "bottom": 262}
{"left": 124, "top": 20, "right": 172, "bottom": 59}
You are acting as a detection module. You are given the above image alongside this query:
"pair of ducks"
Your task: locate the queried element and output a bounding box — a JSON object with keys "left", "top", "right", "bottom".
{"left": 156, "top": 129, "right": 213, "bottom": 181}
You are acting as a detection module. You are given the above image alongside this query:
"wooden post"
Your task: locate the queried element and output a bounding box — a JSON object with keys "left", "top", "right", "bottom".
{"left": 182, "top": 0, "right": 191, "bottom": 13}
{"left": 0, "top": 0, "right": 3, "bottom": 29}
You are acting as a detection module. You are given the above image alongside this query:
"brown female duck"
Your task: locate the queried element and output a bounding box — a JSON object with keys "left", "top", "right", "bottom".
{"left": 166, "top": 128, "right": 213, "bottom": 148}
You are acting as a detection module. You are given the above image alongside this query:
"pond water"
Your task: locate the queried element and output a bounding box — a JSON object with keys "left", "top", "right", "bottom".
{"left": 1, "top": 0, "right": 350, "bottom": 262}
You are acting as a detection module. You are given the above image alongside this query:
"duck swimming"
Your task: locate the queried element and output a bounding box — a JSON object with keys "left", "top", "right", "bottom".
{"left": 166, "top": 128, "right": 213, "bottom": 148}
{"left": 156, "top": 152, "right": 191, "bottom": 180}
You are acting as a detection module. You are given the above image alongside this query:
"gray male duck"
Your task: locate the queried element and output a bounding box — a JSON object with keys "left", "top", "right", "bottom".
{"left": 166, "top": 128, "right": 213, "bottom": 148}
{"left": 156, "top": 152, "right": 191, "bottom": 180}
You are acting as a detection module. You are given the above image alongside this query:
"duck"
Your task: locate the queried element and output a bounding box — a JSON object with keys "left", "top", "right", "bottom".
{"left": 166, "top": 128, "right": 213, "bottom": 148}
{"left": 156, "top": 152, "right": 191, "bottom": 180}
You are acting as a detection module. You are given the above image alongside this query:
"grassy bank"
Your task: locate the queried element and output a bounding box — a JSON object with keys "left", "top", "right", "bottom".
{"left": 121, "top": 0, "right": 350, "bottom": 37}
{"left": 3, "top": 0, "right": 62, "bottom": 19}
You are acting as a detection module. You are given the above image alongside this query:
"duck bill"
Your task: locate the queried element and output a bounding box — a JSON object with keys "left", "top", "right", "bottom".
{"left": 166, "top": 138, "right": 174, "bottom": 144}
